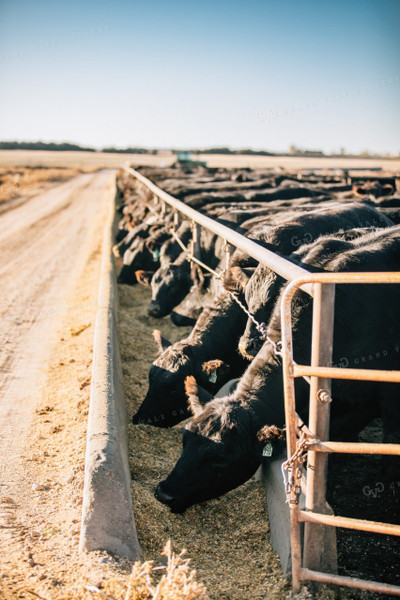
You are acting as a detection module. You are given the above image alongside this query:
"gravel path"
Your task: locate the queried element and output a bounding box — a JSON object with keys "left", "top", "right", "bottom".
{"left": 0, "top": 171, "right": 115, "bottom": 578}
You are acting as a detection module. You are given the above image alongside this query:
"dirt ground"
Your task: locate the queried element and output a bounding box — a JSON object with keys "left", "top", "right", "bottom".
{"left": 118, "top": 283, "right": 297, "bottom": 600}
{"left": 118, "top": 284, "right": 400, "bottom": 600}
{"left": 0, "top": 172, "right": 136, "bottom": 599}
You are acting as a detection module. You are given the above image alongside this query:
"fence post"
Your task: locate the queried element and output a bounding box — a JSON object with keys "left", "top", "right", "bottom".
{"left": 303, "top": 282, "right": 337, "bottom": 574}
{"left": 224, "top": 240, "right": 234, "bottom": 270}
{"left": 191, "top": 222, "right": 201, "bottom": 259}
{"left": 173, "top": 209, "right": 181, "bottom": 229}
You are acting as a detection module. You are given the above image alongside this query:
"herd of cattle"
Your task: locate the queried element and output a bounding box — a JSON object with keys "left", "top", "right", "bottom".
{"left": 114, "top": 165, "right": 400, "bottom": 514}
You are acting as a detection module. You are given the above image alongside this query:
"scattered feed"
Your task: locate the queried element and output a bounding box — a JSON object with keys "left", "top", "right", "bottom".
{"left": 119, "top": 284, "right": 293, "bottom": 600}
{"left": 119, "top": 282, "right": 400, "bottom": 600}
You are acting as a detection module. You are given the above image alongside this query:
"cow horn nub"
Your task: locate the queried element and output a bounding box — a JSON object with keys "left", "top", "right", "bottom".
{"left": 185, "top": 376, "right": 203, "bottom": 417}
{"left": 152, "top": 329, "right": 171, "bottom": 353}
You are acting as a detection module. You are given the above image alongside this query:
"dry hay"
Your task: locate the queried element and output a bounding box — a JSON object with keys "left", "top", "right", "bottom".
{"left": 118, "top": 283, "right": 293, "bottom": 600}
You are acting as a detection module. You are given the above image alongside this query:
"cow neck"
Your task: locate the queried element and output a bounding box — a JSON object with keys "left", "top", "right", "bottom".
{"left": 232, "top": 345, "right": 286, "bottom": 430}
{"left": 188, "top": 293, "right": 247, "bottom": 357}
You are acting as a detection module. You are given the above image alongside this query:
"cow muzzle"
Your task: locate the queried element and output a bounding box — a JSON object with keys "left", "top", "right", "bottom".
{"left": 155, "top": 484, "right": 175, "bottom": 507}
{"left": 155, "top": 483, "right": 186, "bottom": 513}
{"left": 147, "top": 300, "right": 162, "bottom": 317}
{"left": 238, "top": 337, "right": 259, "bottom": 360}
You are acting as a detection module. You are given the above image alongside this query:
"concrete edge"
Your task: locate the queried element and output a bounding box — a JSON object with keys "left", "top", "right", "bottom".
{"left": 260, "top": 453, "right": 337, "bottom": 577}
{"left": 79, "top": 174, "right": 141, "bottom": 561}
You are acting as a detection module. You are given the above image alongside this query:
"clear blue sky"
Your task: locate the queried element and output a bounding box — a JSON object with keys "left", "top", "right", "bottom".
{"left": 0, "top": 0, "right": 399, "bottom": 154}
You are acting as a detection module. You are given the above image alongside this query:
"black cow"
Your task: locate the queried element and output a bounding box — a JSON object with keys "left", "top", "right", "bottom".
{"left": 132, "top": 221, "right": 193, "bottom": 292}
{"left": 226, "top": 205, "right": 393, "bottom": 358}
{"left": 113, "top": 218, "right": 160, "bottom": 258}
{"left": 147, "top": 231, "right": 225, "bottom": 318}
{"left": 133, "top": 204, "right": 393, "bottom": 426}
{"left": 170, "top": 267, "right": 222, "bottom": 326}
{"left": 117, "top": 227, "right": 172, "bottom": 285}
{"left": 117, "top": 223, "right": 192, "bottom": 286}
{"left": 155, "top": 227, "right": 400, "bottom": 513}
{"left": 131, "top": 291, "right": 248, "bottom": 426}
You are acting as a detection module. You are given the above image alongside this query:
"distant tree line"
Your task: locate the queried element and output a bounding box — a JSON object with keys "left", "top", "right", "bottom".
{"left": 102, "top": 146, "right": 157, "bottom": 154}
{"left": 173, "top": 147, "right": 276, "bottom": 156}
{"left": 211, "top": 147, "right": 274, "bottom": 155}
{"left": 1, "top": 141, "right": 390, "bottom": 158}
{"left": 0, "top": 141, "right": 96, "bottom": 152}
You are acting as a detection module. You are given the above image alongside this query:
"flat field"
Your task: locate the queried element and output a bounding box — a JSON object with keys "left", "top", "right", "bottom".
{"left": 0, "top": 149, "right": 399, "bottom": 173}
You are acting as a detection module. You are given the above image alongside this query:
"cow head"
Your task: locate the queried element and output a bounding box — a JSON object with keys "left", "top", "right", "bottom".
{"left": 131, "top": 333, "right": 229, "bottom": 427}
{"left": 147, "top": 262, "right": 192, "bottom": 318}
{"left": 132, "top": 340, "right": 193, "bottom": 426}
{"left": 155, "top": 379, "right": 269, "bottom": 513}
{"left": 117, "top": 240, "right": 156, "bottom": 285}
{"left": 235, "top": 266, "right": 283, "bottom": 360}
{"left": 169, "top": 266, "right": 213, "bottom": 326}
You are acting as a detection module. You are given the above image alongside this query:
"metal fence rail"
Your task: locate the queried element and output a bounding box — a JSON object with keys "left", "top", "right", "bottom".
{"left": 123, "top": 166, "right": 400, "bottom": 596}
{"left": 281, "top": 272, "right": 400, "bottom": 596}
{"left": 124, "top": 167, "right": 313, "bottom": 293}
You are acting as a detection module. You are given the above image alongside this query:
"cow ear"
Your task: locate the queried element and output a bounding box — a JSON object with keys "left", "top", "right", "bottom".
{"left": 256, "top": 424, "right": 285, "bottom": 443}
{"left": 135, "top": 270, "right": 152, "bottom": 287}
{"left": 202, "top": 359, "right": 229, "bottom": 384}
{"left": 223, "top": 266, "right": 254, "bottom": 292}
{"left": 152, "top": 329, "right": 172, "bottom": 354}
{"left": 185, "top": 376, "right": 203, "bottom": 417}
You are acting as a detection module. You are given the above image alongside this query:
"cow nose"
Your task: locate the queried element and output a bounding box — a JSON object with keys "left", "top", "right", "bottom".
{"left": 246, "top": 338, "right": 259, "bottom": 356}
{"left": 155, "top": 484, "right": 175, "bottom": 507}
{"left": 148, "top": 300, "right": 161, "bottom": 317}
{"left": 131, "top": 412, "right": 140, "bottom": 424}
{"left": 117, "top": 269, "right": 128, "bottom": 284}
{"left": 239, "top": 337, "right": 259, "bottom": 359}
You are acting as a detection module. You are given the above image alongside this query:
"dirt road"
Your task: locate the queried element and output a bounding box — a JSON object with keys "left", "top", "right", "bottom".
{"left": 0, "top": 171, "right": 126, "bottom": 598}
{"left": 0, "top": 171, "right": 113, "bottom": 471}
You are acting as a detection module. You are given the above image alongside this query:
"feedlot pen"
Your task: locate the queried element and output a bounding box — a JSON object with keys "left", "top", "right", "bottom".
{"left": 120, "top": 166, "right": 400, "bottom": 598}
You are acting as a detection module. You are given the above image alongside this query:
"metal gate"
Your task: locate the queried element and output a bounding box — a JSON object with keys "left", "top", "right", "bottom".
{"left": 280, "top": 272, "right": 400, "bottom": 596}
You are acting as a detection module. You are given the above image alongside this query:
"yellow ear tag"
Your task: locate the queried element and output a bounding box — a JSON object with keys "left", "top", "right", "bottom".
{"left": 262, "top": 442, "right": 273, "bottom": 457}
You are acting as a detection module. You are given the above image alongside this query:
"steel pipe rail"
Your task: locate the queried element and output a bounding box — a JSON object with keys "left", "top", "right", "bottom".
{"left": 300, "top": 569, "right": 400, "bottom": 597}
{"left": 293, "top": 364, "right": 400, "bottom": 383}
{"left": 298, "top": 510, "right": 400, "bottom": 536}
{"left": 307, "top": 440, "right": 400, "bottom": 455}
{"left": 280, "top": 270, "right": 400, "bottom": 593}
{"left": 124, "top": 167, "right": 314, "bottom": 294}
